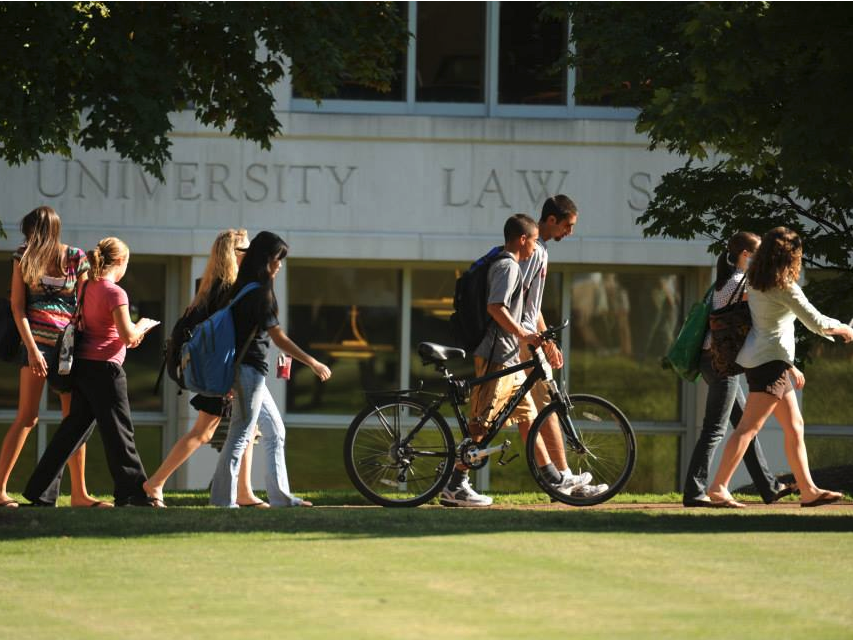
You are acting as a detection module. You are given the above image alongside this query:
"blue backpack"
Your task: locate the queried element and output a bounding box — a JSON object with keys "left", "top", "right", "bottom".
{"left": 179, "top": 282, "right": 261, "bottom": 396}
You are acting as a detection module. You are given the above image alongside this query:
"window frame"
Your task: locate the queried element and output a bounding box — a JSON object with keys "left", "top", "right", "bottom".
{"left": 289, "top": 2, "right": 638, "bottom": 121}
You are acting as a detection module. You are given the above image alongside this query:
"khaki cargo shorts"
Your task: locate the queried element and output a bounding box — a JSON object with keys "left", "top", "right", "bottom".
{"left": 469, "top": 356, "right": 537, "bottom": 438}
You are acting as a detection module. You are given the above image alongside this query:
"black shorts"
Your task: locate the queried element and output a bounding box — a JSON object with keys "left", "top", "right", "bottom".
{"left": 190, "top": 393, "right": 232, "bottom": 418}
{"left": 744, "top": 360, "right": 793, "bottom": 399}
{"left": 18, "top": 342, "right": 73, "bottom": 394}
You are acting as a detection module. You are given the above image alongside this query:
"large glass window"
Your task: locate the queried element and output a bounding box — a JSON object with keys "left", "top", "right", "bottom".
{"left": 569, "top": 271, "right": 682, "bottom": 422}
{"left": 287, "top": 266, "right": 400, "bottom": 415}
{"left": 416, "top": 2, "right": 486, "bottom": 103}
{"left": 498, "top": 2, "right": 567, "bottom": 105}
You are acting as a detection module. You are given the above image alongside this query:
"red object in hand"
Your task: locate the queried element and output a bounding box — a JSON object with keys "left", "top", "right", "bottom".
{"left": 276, "top": 353, "right": 292, "bottom": 380}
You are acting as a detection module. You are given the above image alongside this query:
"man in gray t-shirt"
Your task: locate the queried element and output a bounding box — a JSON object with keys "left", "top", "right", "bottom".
{"left": 440, "top": 214, "right": 541, "bottom": 508}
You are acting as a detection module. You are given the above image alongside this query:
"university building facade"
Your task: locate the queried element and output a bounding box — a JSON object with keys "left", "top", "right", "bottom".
{"left": 2, "top": 3, "right": 849, "bottom": 495}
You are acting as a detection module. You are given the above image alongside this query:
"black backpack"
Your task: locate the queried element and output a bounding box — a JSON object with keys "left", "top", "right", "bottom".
{"left": 154, "top": 304, "right": 209, "bottom": 393}
{"left": 450, "top": 246, "right": 521, "bottom": 353}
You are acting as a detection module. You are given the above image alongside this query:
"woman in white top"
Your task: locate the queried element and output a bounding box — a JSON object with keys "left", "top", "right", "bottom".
{"left": 682, "top": 232, "right": 790, "bottom": 507}
{"left": 707, "top": 227, "right": 853, "bottom": 508}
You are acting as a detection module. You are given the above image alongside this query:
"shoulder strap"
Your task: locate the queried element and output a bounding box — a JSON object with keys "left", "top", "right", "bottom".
{"left": 725, "top": 277, "right": 747, "bottom": 307}
{"left": 74, "top": 281, "right": 90, "bottom": 328}
{"left": 227, "top": 281, "right": 262, "bottom": 308}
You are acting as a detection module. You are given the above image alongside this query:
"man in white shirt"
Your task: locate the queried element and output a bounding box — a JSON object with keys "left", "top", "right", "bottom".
{"left": 517, "top": 195, "right": 608, "bottom": 497}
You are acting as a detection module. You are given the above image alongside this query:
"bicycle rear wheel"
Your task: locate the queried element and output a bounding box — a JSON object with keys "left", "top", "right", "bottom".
{"left": 344, "top": 399, "right": 456, "bottom": 507}
{"left": 526, "top": 394, "right": 636, "bottom": 506}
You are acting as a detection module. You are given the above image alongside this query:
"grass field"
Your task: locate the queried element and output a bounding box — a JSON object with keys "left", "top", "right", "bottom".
{"left": 2, "top": 492, "right": 852, "bottom": 640}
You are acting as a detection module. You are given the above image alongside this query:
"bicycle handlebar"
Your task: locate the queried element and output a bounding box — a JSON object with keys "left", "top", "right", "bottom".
{"left": 537, "top": 319, "right": 570, "bottom": 343}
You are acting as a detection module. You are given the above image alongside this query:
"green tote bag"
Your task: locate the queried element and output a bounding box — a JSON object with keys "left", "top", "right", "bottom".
{"left": 661, "top": 286, "right": 714, "bottom": 382}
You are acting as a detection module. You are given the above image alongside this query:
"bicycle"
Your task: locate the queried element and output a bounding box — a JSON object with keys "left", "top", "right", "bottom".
{"left": 343, "top": 320, "right": 637, "bottom": 507}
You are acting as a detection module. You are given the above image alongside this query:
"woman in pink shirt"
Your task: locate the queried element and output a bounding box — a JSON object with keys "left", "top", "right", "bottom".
{"left": 23, "top": 237, "right": 160, "bottom": 507}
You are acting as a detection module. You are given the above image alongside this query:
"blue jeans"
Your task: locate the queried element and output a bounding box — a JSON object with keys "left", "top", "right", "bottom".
{"left": 683, "top": 350, "right": 782, "bottom": 503}
{"left": 209, "top": 365, "right": 303, "bottom": 507}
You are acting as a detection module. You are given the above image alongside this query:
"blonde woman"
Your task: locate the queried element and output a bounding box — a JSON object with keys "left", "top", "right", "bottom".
{"left": 23, "top": 237, "right": 159, "bottom": 507}
{"left": 707, "top": 227, "right": 853, "bottom": 508}
{"left": 0, "top": 207, "right": 103, "bottom": 509}
{"left": 143, "top": 229, "right": 266, "bottom": 507}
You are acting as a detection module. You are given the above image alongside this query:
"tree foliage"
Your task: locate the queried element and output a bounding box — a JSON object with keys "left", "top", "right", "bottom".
{"left": 0, "top": 1, "right": 407, "bottom": 178}
{"left": 555, "top": 1, "right": 853, "bottom": 360}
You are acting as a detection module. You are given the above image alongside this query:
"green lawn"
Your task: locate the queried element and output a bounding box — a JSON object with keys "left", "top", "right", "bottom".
{"left": 2, "top": 493, "right": 852, "bottom": 640}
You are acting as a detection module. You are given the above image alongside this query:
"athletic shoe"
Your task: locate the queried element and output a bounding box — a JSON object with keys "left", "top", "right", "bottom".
{"left": 439, "top": 478, "right": 493, "bottom": 507}
{"left": 572, "top": 483, "right": 609, "bottom": 498}
{"left": 552, "top": 471, "right": 592, "bottom": 496}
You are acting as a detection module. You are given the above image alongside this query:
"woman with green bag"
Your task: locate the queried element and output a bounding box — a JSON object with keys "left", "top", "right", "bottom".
{"left": 682, "top": 232, "right": 793, "bottom": 507}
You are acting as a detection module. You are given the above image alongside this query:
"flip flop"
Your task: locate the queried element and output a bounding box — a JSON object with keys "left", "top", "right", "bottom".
{"left": 801, "top": 491, "right": 842, "bottom": 508}
{"left": 90, "top": 500, "right": 114, "bottom": 508}
{"left": 238, "top": 501, "right": 270, "bottom": 508}
{"left": 710, "top": 498, "right": 747, "bottom": 509}
{"left": 0, "top": 499, "right": 19, "bottom": 508}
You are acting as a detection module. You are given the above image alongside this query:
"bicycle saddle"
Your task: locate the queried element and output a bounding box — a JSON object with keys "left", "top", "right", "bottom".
{"left": 418, "top": 342, "right": 466, "bottom": 363}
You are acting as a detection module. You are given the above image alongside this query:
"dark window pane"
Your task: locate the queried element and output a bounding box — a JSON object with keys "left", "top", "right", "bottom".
{"left": 0, "top": 252, "right": 21, "bottom": 410}
{"left": 287, "top": 266, "right": 400, "bottom": 415}
{"left": 416, "top": 2, "right": 485, "bottom": 103}
{"left": 293, "top": 3, "right": 408, "bottom": 102}
{"left": 498, "top": 2, "right": 567, "bottom": 105}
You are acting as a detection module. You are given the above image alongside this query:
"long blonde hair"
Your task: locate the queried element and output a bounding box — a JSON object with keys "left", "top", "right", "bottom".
{"left": 87, "top": 237, "right": 130, "bottom": 280}
{"left": 191, "top": 228, "right": 248, "bottom": 310}
{"left": 19, "top": 206, "right": 65, "bottom": 288}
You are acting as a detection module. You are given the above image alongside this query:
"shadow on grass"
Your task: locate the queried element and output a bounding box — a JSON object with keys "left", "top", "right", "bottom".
{"left": 2, "top": 502, "right": 851, "bottom": 540}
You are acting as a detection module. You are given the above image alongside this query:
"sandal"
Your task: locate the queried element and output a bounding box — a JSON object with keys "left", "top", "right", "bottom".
{"left": 801, "top": 490, "right": 842, "bottom": 508}
{"left": 710, "top": 498, "right": 747, "bottom": 509}
{"left": 238, "top": 501, "right": 270, "bottom": 508}
{"left": 0, "top": 499, "right": 19, "bottom": 509}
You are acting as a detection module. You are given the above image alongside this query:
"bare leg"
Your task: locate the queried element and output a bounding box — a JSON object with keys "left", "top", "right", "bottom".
{"left": 538, "top": 412, "right": 567, "bottom": 472}
{"left": 237, "top": 426, "right": 265, "bottom": 505}
{"left": 143, "top": 411, "right": 221, "bottom": 501}
{"left": 517, "top": 420, "right": 552, "bottom": 468}
{"left": 707, "top": 391, "right": 777, "bottom": 502}
{"left": 0, "top": 368, "right": 46, "bottom": 505}
{"left": 772, "top": 391, "right": 839, "bottom": 504}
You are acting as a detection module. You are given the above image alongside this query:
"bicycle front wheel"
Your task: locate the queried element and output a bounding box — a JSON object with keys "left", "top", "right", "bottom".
{"left": 526, "top": 394, "right": 636, "bottom": 506}
{"left": 344, "top": 399, "right": 456, "bottom": 507}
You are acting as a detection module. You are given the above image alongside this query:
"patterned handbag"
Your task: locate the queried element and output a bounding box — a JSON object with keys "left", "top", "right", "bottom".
{"left": 56, "top": 281, "right": 89, "bottom": 376}
{"left": 709, "top": 279, "right": 752, "bottom": 377}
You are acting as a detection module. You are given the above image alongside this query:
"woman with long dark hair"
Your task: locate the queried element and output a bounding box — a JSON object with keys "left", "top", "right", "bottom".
{"left": 682, "top": 232, "right": 791, "bottom": 507}
{"left": 144, "top": 229, "right": 267, "bottom": 507}
{"left": 209, "top": 231, "right": 331, "bottom": 508}
{"left": 0, "top": 207, "right": 102, "bottom": 508}
{"left": 707, "top": 227, "right": 853, "bottom": 508}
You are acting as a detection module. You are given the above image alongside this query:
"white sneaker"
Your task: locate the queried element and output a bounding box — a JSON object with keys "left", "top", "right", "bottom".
{"left": 440, "top": 478, "right": 493, "bottom": 507}
{"left": 572, "top": 483, "right": 609, "bottom": 498}
{"left": 553, "top": 471, "right": 592, "bottom": 496}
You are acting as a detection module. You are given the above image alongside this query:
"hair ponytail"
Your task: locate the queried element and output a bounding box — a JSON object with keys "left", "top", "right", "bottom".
{"left": 88, "top": 237, "right": 129, "bottom": 280}
{"left": 714, "top": 231, "right": 760, "bottom": 291}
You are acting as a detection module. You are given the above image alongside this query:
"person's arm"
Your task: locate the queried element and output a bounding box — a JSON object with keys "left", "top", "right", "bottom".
{"left": 112, "top": 305, "right": 154, "bottom": 348}
{"left": 785, "top": 283, "right": 849, "bottom": 340}
{"left": 10, "top": 260, "right": 47, "bottom": 377}
{"left": 536, "top": 310, "right": 563, "bottom": 369}
{"left": 486, "top": 303, "right": 540, "bottom": 349}
{"left": 268, "top": 325, "right": 331, "bottom": 381}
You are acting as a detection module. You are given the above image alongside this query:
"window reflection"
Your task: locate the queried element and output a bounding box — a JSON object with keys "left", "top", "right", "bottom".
{"left": 570, "top": 272, "right": 681, "bottom": 421}
{"left": 287, "top": 266, "right": 400, "bottom": 414}
{"left": 416, "top": 2, "right": 486, "bottom": 103}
